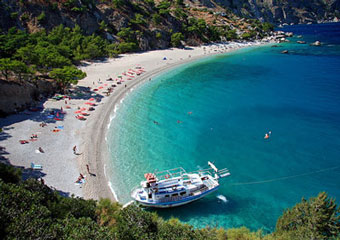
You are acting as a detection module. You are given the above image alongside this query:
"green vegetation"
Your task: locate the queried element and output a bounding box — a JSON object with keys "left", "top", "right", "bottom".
{"left": 171, "top": 32, "right": 184, "bottom": 47}
{"left": 0, "top": 162, "right": 339, "bottom": 239}
{"left": 37, "top": 11, "right": 46, "bottom": 24}
{"left": 0, "top": 25, "right": 136, "bottom": 90}
{"left": 50, "top": 66, "right": 86, "bottom": 91}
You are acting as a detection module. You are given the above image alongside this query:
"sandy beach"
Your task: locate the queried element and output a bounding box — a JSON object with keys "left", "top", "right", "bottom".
{"left": 0, "top": 41, "right": 269, "bottom": 201}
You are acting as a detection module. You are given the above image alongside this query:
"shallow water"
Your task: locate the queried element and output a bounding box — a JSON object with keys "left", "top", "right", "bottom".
{"left": 107, "top": 23, "right": 340, "bottom": 231}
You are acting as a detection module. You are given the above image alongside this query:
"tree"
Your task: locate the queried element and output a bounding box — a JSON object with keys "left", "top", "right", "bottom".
{"left": 171, "top": 32, "right": 184, "bottom": 47}
{"left": 0, "top": 58, "right": 12, "bottom": 80}
{"left": 0, "top": 163, "right": 21, "bottom": 184}
{"left": 275, "top": 192, "right": 340, "bottom": 240}
{"left": 9, "top": 60, "right": 33, "bottom": 82}
{"left": 262, "top": 22, "right": 274, "bottom": 32}
{"left": 152, "top": 13, "right": 162, "bottom": 25}
{"left": 50, "top": 66, "right": 86, "bottom": 91}
{"left": 117, "top": 27, "right": 135, "bottom": 43}
{"left": 0, "top": 58, "right": 32, "bottom": 81}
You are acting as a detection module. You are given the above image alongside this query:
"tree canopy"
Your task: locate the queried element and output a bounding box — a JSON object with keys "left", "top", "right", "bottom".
{"left": 0, "top": 162, "right": 339, "bottom": 240}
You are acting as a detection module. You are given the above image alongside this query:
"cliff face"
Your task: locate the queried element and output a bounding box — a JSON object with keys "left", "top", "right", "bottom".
{"left": 202, "top": 0, "right": 340, "bottom": 24}
{"left": 0, "top": 79, "right": 57, "bottom": 116}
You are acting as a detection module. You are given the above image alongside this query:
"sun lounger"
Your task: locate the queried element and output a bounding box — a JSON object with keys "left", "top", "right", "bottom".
{"left": 31, "top": 163, "right": 42, "bottom": 170}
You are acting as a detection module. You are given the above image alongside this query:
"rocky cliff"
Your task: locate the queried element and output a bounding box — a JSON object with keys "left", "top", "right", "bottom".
{"left": 198, "top": 0, "right": 340, "bottom": 24}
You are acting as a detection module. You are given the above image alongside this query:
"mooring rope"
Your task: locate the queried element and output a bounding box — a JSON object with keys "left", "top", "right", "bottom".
{"left": 230, "top": 165, "right": 340, "bottom": 186}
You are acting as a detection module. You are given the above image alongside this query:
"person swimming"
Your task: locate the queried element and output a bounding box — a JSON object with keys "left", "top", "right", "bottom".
{"left": 264, "top": 131, "right": 272, "bottom": 139}
{"left": 153, "top": 120, "right": 159, "bottom": 125}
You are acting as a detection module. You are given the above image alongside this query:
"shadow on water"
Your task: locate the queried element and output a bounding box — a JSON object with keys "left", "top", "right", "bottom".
{"left": 147, "top": 194, "right": 247, "bottom": 222}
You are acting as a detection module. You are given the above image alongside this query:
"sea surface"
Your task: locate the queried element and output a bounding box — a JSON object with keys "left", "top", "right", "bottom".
{"left": 107, "top": 23, "right": 340, "bottom": 231}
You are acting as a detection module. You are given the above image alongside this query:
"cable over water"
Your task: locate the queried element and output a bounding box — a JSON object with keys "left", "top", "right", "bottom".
{"left": 230, "top": 165, "right": 340, "bottom": 186}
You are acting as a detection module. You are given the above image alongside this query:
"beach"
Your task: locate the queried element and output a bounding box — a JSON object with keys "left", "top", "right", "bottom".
{"left": 0, "top": 41, "right": 268, "bottom": 201}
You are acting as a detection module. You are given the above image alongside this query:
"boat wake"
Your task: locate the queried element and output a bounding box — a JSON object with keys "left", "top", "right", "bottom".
{"left": 217, "top": 195, "right": 228, "bottom": 203}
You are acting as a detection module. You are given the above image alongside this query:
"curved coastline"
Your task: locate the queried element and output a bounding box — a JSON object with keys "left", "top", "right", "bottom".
{"left": 83, "top": 41, "right": 271, "bottom": 201}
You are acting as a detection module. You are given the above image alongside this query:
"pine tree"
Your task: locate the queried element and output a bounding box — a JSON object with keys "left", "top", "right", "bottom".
{"left": 275, "top": 192, "right": 340, "bottom": 239}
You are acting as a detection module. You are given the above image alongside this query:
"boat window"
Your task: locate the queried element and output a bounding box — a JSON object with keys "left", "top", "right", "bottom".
{"left": 165, "top": 195, "right": 169, "bottom": 198}
{"left": 172, "top": 193, "right": 178, "bottom": 197}
{"left": 180, "top": 192, "right": 186, "bottom": 196}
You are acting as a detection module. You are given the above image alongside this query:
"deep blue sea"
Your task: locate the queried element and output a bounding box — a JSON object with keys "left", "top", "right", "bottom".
{"left": 107, "top": 23, "right": 340, "bottom": 231}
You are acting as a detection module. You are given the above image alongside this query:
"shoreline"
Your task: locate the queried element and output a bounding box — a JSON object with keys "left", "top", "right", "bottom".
{"left": 0, "top": 41, "right": 272, "bottom": 201}
{"left": 82, "top": 41, "right": 271, "bottom": 201}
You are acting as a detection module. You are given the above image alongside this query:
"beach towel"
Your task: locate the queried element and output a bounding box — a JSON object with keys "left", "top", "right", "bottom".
{"left": 57, "top": 126, "right": 64, "bottom": 129}
{"left": 31, "top": 163, "right": 42, "bottom": 170}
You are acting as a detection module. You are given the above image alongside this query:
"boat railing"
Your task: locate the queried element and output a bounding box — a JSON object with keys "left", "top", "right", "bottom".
{"left": 216, "top": 168, "right": 230, "bottom": 178}
{"left": 154, "top": 167, "right": 187, "bottom": 180}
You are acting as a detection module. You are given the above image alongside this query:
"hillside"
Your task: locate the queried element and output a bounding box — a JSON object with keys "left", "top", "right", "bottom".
{"left": 201, "top": 0, "right": 340, "bottom": 24}
{"left": 0, "top": 163, "right": 339, "bottom": 239}
{"left": 0, "top": 0, "right": 275, "bottom": 49}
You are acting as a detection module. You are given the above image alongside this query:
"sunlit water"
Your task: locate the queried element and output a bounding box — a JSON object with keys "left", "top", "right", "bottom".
{"left": 107, "top": 23, "right": 340, "bottom": 231}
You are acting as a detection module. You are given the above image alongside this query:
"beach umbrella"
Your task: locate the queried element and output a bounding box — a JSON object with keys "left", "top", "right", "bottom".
{"left": 89, "top": 98, "right": 95, "bottom": 101}
{"left": 75, "top": 110, "right": 82, "bottom": 114}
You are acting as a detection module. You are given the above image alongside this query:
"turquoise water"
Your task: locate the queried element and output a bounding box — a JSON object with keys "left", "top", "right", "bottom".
{"left": 107, "top": 23, "right": 340, "bottom": 231}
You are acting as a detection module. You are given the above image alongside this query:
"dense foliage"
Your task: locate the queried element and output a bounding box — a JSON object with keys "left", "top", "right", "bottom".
{"left": 0, "top": 163, "right": 339, "bottom": 240}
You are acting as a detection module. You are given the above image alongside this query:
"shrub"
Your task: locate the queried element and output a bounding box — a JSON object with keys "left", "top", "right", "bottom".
{"left": 152, "top": 13, "right": 162, "bottom": 24}
{"left": 10, "top": 12, "right": 18, "bottom": 20}
{"left": 37, "top": 11, "right": 46, "bottom": 23}
{"left": 171, "top": 32, "right": 184, "bottom": 47}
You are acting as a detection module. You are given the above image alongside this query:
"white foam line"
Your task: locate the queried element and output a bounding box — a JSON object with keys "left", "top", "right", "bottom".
{"left": 108, "top": 181, "right": 119, "bottom": 202}
{"left": 107, "top": 105, "right": 118, "bottom": 129}
{"left": 104, "top": 164, "right": 107, "bottom": 177}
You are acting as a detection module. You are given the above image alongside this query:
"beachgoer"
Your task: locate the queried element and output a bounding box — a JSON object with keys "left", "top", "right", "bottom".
{"left": 86, "top": 164, "right": 90, "bottom": 174}
{"left": 38, "top": 147, "right": 44, "bottom": 153}
{"left": 264, "top": 133, "right": 270, "bottom": 139}
{"left": 125, "top": 84, "right": 127, "bottom": 88}
{"left": 73, "top": 145, "right": 77, "bottom": 154}
{"left": 177, "top": 120, "right": 182, "bottom": 124}
{"left": 153, "top": 120, "right": 159, "bottom": 125}
{"left": 188, "top": 112, "right": 192, "bottom": 115}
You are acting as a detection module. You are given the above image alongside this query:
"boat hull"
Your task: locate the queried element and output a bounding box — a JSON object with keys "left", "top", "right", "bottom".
{"left": 133, "top": 186, "right": 219, "bottom": 208}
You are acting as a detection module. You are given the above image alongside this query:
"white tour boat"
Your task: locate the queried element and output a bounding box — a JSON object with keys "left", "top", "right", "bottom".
{"left": 131, "top": 162, "right": 230, "bottom": 208}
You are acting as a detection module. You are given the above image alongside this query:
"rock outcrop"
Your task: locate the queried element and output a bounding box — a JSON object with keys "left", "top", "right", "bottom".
{"left": 0, "top": 79, "right": 57, "bottom": 116}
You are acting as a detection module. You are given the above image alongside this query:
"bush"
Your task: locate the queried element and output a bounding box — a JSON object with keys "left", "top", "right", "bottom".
{"left": 152, "top": 13, "right": 162, "bottom": 25}
{"left": 10, "top": 12, "right": 18, "bottom": 20}
{"left": 37, "top": 11, "right": 46, "bottom": 23}
{"left": 117, "top": 42, "right": 137, "bottom": 53}
{"left": 0, "top": 163, "right": 21, "bottom": 184}
{"left": 171, "top": 32, "right": 184, "bottom": 47}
